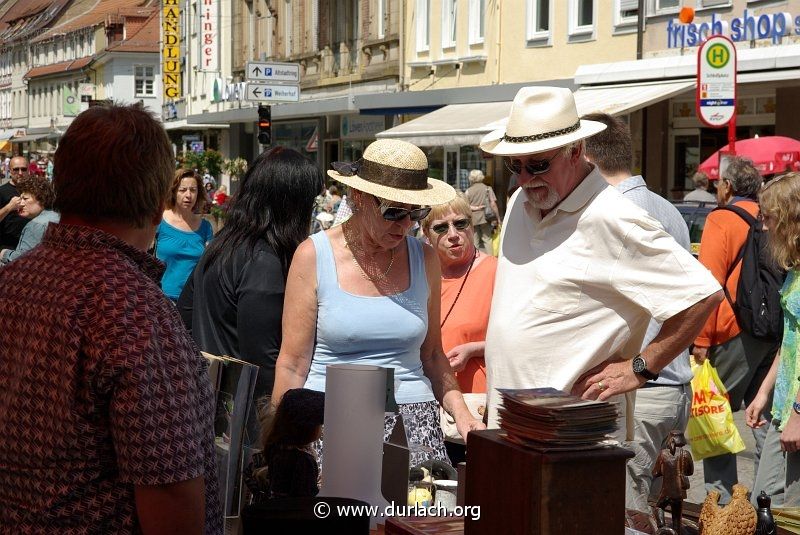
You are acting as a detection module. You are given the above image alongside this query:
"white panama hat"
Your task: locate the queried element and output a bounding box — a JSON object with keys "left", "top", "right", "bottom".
{"left": 480, "top": 86, "right": 607, "bottom": 156}
{"left": 327, "top": 139, "right": 456, "bottom": 206}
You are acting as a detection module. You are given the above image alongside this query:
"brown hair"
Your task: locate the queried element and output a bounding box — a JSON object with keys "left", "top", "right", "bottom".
{"left": 581, "top": 112, "right": 633, "bottom": 175}
{"left": 53, "top": 103, "right": 173, "bottom": 228}
{"left": 16, "top": 175, "right": 55, "bottom": 210}
{"left": 759, "top": 172, "right": 800, "bottom": 270}
{"left": 167, "top": 168, "right": 206, "bottom": 212}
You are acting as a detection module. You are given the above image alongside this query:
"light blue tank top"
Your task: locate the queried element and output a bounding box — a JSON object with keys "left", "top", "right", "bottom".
{"left": 304, "top": 231, "right": 434, "bottom": 404}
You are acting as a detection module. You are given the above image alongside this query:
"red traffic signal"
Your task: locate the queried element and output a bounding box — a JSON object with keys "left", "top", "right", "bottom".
{"left": 257, "top": 105, "right": 271, "bottom": 145}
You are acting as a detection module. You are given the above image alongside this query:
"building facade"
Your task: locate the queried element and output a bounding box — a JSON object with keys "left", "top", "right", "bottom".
{"left": 174, "top": 0, "right": 404, "bottom": 189}
{"left": 0, "top": 0, "right": 162, "bottom": 157}
{"left": 381, "top": 0, "right": 639, "bottom": 202}
{"left": 576, "top": 0, "right": 800, "bottom": 198}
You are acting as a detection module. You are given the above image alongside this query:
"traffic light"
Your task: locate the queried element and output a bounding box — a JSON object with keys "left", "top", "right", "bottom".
{"left": 257, "top": 105, "right": 271, "bottom": 145}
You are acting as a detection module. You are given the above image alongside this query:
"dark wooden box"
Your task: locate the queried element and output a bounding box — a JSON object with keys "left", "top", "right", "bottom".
{"left": 464, "top": 430, "right": 634, "bottom": 535}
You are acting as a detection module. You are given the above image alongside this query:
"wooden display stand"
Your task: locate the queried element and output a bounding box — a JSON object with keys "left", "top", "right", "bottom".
{"left": 464, "top": 430, "right": 633, "bottom": 535}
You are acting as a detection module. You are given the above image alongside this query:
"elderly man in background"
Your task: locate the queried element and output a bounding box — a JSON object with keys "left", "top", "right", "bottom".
{"left": 583, "top": 111, "right": 696, "bottom": 512}
{"left": 0, "top": 104, "right": 221, "bottom": 534}
{"left": 692, "top": 156, "right": 781, "bottom": 504}
{"left": 479, "top": 86, "right": 723, "bottom": 510}
{"left": 0, "top": 155, "right": 30, "bottom": 249}
{"left": 684, "top": 171, "right": 716, "bottom": 203}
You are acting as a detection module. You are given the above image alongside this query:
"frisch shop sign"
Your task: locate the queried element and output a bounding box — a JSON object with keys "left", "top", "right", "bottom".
{"left": 667, "top": 9, "right": 800, "bottom": 48}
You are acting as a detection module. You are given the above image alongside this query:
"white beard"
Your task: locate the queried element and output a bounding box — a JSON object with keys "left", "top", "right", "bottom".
{"left": 523, "top": 179, "right": 560, "bottom": 211}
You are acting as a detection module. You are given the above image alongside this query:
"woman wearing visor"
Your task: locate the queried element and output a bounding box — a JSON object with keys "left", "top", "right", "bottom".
{"left": 272, "top": 139, "right": 485, "bottom": 465}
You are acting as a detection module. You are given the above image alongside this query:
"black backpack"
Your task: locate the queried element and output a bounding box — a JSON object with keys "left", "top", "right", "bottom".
{"left": 715, "top": 204, "right": 785, "bottom": 342}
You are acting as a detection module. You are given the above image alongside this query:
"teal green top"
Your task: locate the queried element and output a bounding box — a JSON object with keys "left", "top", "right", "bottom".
{"left": 772, "top": 269, "right": 800, "bottom": 430}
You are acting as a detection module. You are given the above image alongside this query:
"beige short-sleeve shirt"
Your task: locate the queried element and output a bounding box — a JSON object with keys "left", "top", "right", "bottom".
{"left": 485, "top": 167, "right": 720, "bottom": 430}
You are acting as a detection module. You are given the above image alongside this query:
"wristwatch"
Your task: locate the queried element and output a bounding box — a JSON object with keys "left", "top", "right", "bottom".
{"left": 793, "top": 401, "right": 800, "bottom": 415}
{"left": 632, "top": 355, "right": 659, "bottom": 381}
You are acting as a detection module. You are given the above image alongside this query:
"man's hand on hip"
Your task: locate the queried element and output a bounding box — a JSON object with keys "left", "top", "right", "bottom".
{"left": 571, "top": 358, "right": 646, "bottom": 401}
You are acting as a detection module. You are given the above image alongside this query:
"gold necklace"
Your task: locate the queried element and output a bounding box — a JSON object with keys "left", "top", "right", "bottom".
{"left": 343, "top": 222, "right": 395, "bottom": 281}
{"left": 351, "top": 247, "right": 394, "bottom": 281}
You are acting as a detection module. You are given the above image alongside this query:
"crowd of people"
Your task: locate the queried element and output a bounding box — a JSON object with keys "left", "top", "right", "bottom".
{"left": 2, "top": 86, "right": 800, "bottom": 533}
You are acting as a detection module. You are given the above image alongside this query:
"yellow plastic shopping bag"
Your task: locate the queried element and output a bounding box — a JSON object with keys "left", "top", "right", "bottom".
{"left": 686, "top": 359, "right": 746, "bottom": 461}
{"left": 491, "top": 224, "right": 502, "bottom": 257}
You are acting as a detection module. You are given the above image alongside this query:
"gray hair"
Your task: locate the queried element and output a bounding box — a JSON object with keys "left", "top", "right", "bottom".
{"left": 468, "top": 169, "right": 485, "bottom": 184}
{"left": 692, "top": 171, "right": 709, "bottom": 189}
{"left": 560, "top": 140, "right": 584, "bottom": 158}
{"left": 722, "top": 156, "right": 762, "bottom": 199}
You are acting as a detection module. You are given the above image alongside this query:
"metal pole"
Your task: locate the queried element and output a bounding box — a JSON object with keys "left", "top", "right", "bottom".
{"left": 728, "top": 114, "right": 736, "bottom": 155}
{"left": 636, "top": 0, "right": 645, "bottom": 60}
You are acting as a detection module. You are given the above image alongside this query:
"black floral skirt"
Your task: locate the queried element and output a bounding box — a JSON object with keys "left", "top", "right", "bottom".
{"left": 311, "top": 400, "right": 450, "bottom": 470}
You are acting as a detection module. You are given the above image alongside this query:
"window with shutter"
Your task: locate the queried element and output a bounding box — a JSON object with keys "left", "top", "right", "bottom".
{"left": 615, "top": 0, "right": 638, "bottom": 26}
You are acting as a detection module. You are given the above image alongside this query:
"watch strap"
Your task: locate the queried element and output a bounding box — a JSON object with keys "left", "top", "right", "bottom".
{"left": 633, "top": 355, "right": 659, "bottom": 381}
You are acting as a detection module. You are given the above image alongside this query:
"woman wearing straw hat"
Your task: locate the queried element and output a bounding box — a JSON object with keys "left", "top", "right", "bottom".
{"left": 272, "top": 139, "right": 486, "bottom": 465}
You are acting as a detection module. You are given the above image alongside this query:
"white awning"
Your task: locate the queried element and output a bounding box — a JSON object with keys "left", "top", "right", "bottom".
{"left": 0, "top": 129, "right": 16, "bottom": 141}
{"left": 12, "top": 133, "right": 48, "bottom": 143}
{"left": 375, "top": 101, "right": 512, "bottom": 147}
{"left": 572, "top": 80, "right": 695, "bottom": 116}
{"left": 575, "top": 43, "right": 800, "bottom": 85}
{"left": 375, "top": 80, "right": 694, "bottom": 147}
{"left": 163, "top": 119, "right": 230, "bottom": 131}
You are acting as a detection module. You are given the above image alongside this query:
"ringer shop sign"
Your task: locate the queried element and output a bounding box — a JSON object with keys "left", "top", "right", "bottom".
{"left": 199, "top": 0, "right": 219, "bottom": 72}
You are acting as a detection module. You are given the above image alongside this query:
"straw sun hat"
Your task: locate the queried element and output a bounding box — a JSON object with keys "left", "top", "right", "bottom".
{"left": 327, "top": 139, "right": 456, "bottom": 206}
{"left": 480, "top": 86, "right": 607, "bottom": 156}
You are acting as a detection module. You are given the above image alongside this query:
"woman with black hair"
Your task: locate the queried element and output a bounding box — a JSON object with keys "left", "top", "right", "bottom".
{"left": 178, "top": 147, "right": 324, "bottom": 411}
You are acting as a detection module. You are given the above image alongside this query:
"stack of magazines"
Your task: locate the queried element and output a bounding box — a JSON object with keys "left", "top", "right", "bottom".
{"left": 498, "top": 388, "right": 619, "bottom": 452}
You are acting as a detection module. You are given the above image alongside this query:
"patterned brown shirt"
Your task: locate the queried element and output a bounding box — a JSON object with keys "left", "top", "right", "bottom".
{"left": 0, "top": 223, "right": 223, "bottom": 534}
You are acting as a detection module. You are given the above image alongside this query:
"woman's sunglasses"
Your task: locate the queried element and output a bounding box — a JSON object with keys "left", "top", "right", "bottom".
{"left": 430, "top": 218, "right": 471, "bottom": 235}
{"left": 504, "top": 153, "right": 558, "bottom": 176}
{"left": 374, "top": 197, "right": 431, "bottom": 222}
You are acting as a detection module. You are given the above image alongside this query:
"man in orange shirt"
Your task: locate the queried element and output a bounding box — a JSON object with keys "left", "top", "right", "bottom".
{"left": 692, "top": 156, "right": 780, "bottom": 503}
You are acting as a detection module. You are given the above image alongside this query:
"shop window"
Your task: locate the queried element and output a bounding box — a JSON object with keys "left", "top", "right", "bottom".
{"left": 135, "top": 65, "right": 155, "bottom": 97}
{"left": 274, "top": 121, "right": 318, "bottom": 161}
{"left": 736, "top": 97, "right": 754, "bottom": 115}
{"left": 674, "top": 133, "right": 700, "bottom": 192}
{"left": 416, "top": 0, "right": 430, "bottom": 53}
{"left": 441, "top": 0, "right": 457, "bottom": 49}
{"left": 426, "top": 146, "right": 445, "bottom": 182}
{"left": 526, "top": 0, "right": 551, "bottom": 42}
{"left": 342, "top": 140, "right": 368, "bottom": 163}
{"left": 468, "top": 0, "right": 485, "bottom": 45}
{"left": 672, "top": 100, "right": 695, "bottom": 118}
{"left": 460, "top": 146, "right": 487, "bottom": 192}
{"left": 756, "top": 96, "right": 776, "bottom": 114}
{"left": 568, "top": 0, "right": 595, "bottom": 38}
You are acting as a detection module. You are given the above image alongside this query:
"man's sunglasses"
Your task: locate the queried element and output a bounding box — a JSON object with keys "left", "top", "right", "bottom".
{"left": 430, "top": 218, "right": 471, "bottom": 235}
{"left": 375, "top": 197, "right": 431, "bottom": 222}
{"left": 504, "top": 153, "right": 559, "bottom": 176}
{"left": 11, "top": 167, "right": 25, "bottom": 172}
